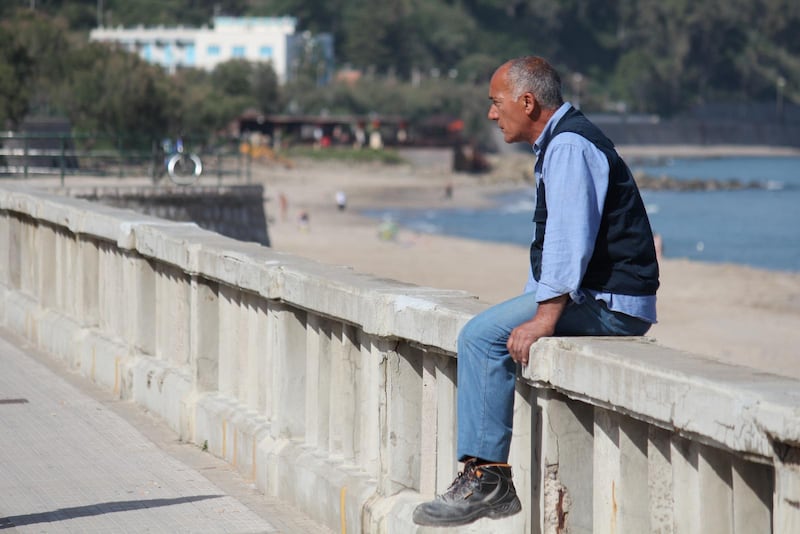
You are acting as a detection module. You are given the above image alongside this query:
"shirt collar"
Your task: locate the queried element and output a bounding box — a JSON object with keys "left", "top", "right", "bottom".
{"left": 532, "top": 102, "right": 573, "bottom": 156}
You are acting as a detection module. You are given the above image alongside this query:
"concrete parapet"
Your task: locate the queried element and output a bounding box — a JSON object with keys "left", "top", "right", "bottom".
{"left": 1, "top": 182, "right": 799, "bottom": 533}
{"left": 60, "top": 184, "right": 271, "bottom": 247}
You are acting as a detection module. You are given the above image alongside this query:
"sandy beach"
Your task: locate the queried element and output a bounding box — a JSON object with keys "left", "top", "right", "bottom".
{"left": 254, "top": 147, "right": 800, "bottom": 380}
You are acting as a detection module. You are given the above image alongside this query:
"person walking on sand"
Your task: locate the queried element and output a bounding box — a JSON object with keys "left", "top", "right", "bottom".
{"left": 335, "top": 190, "right": 347, "bottom": 211}
{"left": 298, "top": 210, "right": 310, "bottom": 232}
{"left": 278, "top": 192, "right": 288, "bottom": 222}
{"left": 413, "top": 56, "right": 660, "bottom": 527}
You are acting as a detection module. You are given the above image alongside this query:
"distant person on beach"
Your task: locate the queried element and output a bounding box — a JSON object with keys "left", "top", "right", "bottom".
{"left": 444, "top": 181, "right": 453, "bottom": 200}
{"left": 335, "top": 190, "right": 347, "bottom": 211}
{"left": 377, "top": 215, "right": 399, "bottom": 241}
{"left": 278, "top": 192, "right": 288, "bottom": 222}
{"left": 413, "top": 56, "right": 660, "bottom": 528}
{"left": 298, "top": 210, "right": 310, "bottom": 232}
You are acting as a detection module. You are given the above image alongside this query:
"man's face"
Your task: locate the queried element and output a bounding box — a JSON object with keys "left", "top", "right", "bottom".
{"left": 487, "top": 67, "right": 530, "bottom": 144}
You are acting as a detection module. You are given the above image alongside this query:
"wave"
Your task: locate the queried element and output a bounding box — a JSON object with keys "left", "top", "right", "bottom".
{"left": 501, "top": 199, "right": 536, "bottom": 214}
{"left": 407, "top": 221, "right": 441, "bottom": 234}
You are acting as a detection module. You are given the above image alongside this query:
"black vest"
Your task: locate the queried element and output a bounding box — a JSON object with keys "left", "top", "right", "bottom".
{"left": 530, "top": 107, "right": 659, "bottom": 295}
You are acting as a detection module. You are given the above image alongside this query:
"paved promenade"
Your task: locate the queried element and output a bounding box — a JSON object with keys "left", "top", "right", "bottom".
{"left": 0, "top": 329, "right": 332, "bottom": 533}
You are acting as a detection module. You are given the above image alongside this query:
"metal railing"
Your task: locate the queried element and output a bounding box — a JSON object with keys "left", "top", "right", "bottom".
{"left": 0, "top": 132, "right": 252, "bottom": 184}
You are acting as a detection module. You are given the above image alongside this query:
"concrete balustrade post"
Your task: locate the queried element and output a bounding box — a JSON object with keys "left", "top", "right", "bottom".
{"left": 37, "top": 224, "right": 57, "bottom": 309}
{"left": 774, "top": 445, "right": 800, "bottom": 534}
{"left": 412, "top": 349, "right": 465, "bottom": 498}
{"left": 76, "top": 237, "right": 99, "bottom": 328}
{"left": 534, "top": 390, "right": 593, "bottom": 534}
{"left": 731, "top": 456, "right": 772, "bottom": 533}
{"left": 507, "top": 380, "right": 534, "bottom": 532}
{"left": 235, "top": 292, "right": 252, "bottom": 404}
{"left": 268, "top": 302, "right": 306, "bottom": 440}
{"left": 217, "top": 284, "right": 241, "bottom": 397}
{"left": 57, "top": 231, "right": 79, "bottom": 316}
{"left": 433, "top": 353, "right": 457, "bottom": 495}
{"left": 593, "top": 408, "right": 649, "bottom": 534}
{"left": 697, "top": 444, "right": 734, "bottom": 534}
{"left": 97, "top": 242, "right": 129, "bottom": 340}
{"left": 419, "top": 351, "right": 438, "bottom": 496}
{"left": 0, "top": 211, "right": 8, "bottom": 288}
{"left": 190, "top": 277, "right": 219, "bottom": 393}
{"left": 245, "top": 294, "right": 268, "bottom": 412}
{"left": 329, "top": 322, "right": 358, "bottom": 460}
{"left": 379, "top": 341, "right": 422, "bottom": 496}
{"left": 122, "top": 252, "right": 155, "bottom": 354}
{"left": 262, "top": 300, "right": 275, "bottom": 422}
{"left": 19, "top": 216, "right": 37, "bottom": 297}
{"left": 0, "top": 211, "right": 14, "bottom": 328}
{"left": 6, "top": 215, "right": 22, "bottom": 290}
{"left": 51, "top": 226, "right": 70, "bottom": 313}
{"left": 671, "top": 437, "right": 702, "bottom": 533}
{"left": 305, "top": 313, "right": 329, "bottom": 450}
{"left": 356, "top": 333, "right": 381, "bottom": 475}
{"left": 154, "top": 263, "right": 190, "bottom": 366}
{"left": 647, "top": 426, "right": 674, "bottom": 533}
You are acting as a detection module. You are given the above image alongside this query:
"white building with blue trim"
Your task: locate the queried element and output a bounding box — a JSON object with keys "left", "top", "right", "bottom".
{"left": 90, "top": 16, "right": 331, "bottom": 84}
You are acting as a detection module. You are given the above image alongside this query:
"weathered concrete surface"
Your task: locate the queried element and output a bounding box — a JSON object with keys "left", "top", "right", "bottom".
{"left": 523, "top": 337, "right": 800, "bottom": 458}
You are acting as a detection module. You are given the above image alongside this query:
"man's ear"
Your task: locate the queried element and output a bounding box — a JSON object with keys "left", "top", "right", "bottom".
{"left": 523, "top": 92, "right": 537, "bottom": 115}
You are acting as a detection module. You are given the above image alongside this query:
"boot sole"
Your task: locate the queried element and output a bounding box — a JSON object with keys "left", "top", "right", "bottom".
{"left": 413, "top": 497, "right": 522, "bottom": 527}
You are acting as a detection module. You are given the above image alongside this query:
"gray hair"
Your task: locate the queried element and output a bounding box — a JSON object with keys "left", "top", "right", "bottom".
{"left": 506, "top": 56, "right": 564, "bottom": 109}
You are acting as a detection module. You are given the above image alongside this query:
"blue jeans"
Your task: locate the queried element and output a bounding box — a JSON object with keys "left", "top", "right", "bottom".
{"left": 456, "top": 291, "right": 651, "bottom": 463}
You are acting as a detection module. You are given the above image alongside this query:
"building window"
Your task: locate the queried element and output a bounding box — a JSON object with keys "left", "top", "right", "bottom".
{"left": 184, "top": 44, "right": 195, "bottom": 66}
{"left": 232, "top": 46, "right": 246, "bottom": 58}
{"left": 207, "top": 45, "right": 220, "bottom": 56}
{"left": 142, "top": 43, "right": 153, "bottom": 61}
{"left": 259, "top": 46, "right": 273, "bottom": 58}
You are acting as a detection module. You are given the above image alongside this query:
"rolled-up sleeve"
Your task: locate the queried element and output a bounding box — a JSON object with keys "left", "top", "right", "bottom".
{"left": 535, "top": 134, "right": 609, "bottom": 303}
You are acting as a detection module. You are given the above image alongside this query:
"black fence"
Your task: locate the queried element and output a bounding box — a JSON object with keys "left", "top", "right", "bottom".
{"left": 0, "top": 133, "right": 253, "bottom": 184}
{"left": 589, "top": 101, "right": 800, "bottom": 148}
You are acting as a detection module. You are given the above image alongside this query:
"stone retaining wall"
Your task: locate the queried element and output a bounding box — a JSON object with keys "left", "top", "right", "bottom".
{"left": 63, "top": 184, "right": 270, "bottom": 246}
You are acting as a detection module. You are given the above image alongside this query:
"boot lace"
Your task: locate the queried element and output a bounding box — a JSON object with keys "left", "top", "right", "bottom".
{"left": 439, "top": 459, "right": 480, "bottom": 502}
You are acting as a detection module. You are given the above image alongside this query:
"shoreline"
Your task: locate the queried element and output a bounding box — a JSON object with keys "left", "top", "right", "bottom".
{"left": 257, "top": 154, "right": 800, "bottom": 380}
{"left": 617, "top": 144, "right": 800, "bottom": 160}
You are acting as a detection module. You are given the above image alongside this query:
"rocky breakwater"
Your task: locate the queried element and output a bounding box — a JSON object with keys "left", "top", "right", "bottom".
{"left": 633, "top": 171, "right": 775, "bottom": 191}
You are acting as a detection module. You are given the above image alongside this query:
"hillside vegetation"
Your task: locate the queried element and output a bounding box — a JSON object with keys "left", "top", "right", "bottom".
{"left": 1, "top": 0, "right": 798, "bottom": 142}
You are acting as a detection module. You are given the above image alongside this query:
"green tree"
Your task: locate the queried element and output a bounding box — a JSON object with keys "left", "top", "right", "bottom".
{"left": 252, "top": 63, "right": 282, "bottom": 113}
{"left": 340, "top": 0, "right": 414, "bottom": 76}
{"left": 0, "top": 28, "right": 35, "bottom": 128}
{"left": 3, "top": 0, "right": 799, "bottom": 130}
{"left": 59, "top": 42, "right": 171, "bottom": 137}
{"left": 406, "top": 0, "right": 477, "bottom": 72}
{"left": 4, "top": 9, "right": 73, "bottom": 117}
{"left": 163, "top": 68, "right": 220, "bottom": 136}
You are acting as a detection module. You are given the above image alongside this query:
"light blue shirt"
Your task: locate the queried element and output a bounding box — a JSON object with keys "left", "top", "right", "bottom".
{"left": 523, "top": 103, "right": 657, "bottom": 323}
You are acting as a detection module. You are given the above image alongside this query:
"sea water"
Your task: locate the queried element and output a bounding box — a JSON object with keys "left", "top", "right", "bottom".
{"left": 362, "top": 156, "right": 800, "bottom": 272}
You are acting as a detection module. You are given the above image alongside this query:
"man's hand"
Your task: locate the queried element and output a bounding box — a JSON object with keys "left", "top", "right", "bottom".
{"left": 507, "top": 295, "right": 569, "bottom": 365}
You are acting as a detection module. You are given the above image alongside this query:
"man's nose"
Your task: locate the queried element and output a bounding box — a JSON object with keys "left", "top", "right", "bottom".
{"left": 487, "top": 106, "right": 498, "bottom": 120}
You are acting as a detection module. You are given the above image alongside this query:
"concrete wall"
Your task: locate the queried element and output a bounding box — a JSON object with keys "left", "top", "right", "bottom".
{"left": 2, "top": 182, "right": 800, "bottom": 533}
{"left": 62, "top": 184, "right": 270, "bottom": 247}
